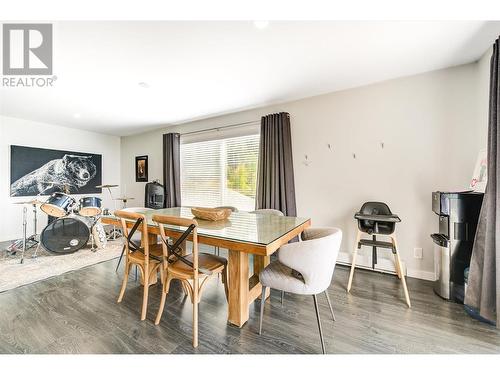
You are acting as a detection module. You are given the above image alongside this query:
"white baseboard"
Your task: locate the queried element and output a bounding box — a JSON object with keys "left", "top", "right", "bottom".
{"left": 337, "top": 252, "right": 435, "bottom": 281}
{"left": 407, "top": 269, "right": 435, "bottom": 281}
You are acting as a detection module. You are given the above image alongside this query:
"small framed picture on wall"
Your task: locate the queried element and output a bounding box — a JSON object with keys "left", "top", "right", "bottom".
{"left": 135, "top": 155, "right": 148, "bottom": 182}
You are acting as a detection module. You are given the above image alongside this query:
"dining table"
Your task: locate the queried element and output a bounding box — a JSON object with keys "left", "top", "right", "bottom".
{"left": 101, "top": 207, "right": 311, "bottom": 327}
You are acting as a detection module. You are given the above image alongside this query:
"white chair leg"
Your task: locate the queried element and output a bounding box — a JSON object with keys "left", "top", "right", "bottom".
{"left": 324, "top": 290, "right": 336, "bottom": 321}
{"left": 313, "top": 295, "right": 326, "bottom": 354}
{"left": 347, "top": 230, "right": 361, "bottom": 292}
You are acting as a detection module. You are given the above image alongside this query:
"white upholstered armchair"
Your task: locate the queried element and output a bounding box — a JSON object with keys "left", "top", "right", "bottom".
{"left": 258, "top": 227, "right": 342, "bottom": 354}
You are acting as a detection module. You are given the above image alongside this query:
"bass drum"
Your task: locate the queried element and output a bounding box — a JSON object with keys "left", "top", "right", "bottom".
{"left": 41, "top": 192, "right": 76, "bottom": 218}
{"left": 41, "top": 217, "right": 90, "bottom": 254}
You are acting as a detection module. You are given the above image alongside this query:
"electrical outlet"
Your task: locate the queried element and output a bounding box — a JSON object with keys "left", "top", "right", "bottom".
{"left": 414, "top": 247, "right": 423, "bottom": 259}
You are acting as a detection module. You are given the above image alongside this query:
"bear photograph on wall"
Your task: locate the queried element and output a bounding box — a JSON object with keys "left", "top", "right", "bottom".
{"left": 10, "top": 145, "right": 102, "bottom": 197}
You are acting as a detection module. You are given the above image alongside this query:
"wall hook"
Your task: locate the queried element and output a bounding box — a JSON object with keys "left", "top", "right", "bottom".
{"left": 303, "top": 154, "right": 312, "bottom": 166}
{"left": 352, "top": 153, "right": 356, "bottom": 159}
{"left": 380, "top": 142, "right": 385, "bottom": 149}
{"left": 327, "top": 143, "right": 333, "bottom": 151}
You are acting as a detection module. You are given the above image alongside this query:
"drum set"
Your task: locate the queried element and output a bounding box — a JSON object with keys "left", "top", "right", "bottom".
{"left": 8, "top": 188, "right": 111, "bottom": 263}
{"left": 39, "top": 192, "right": 107, "bottom": 253}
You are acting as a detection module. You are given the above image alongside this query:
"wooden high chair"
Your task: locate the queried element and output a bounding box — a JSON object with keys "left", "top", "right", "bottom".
{"left": 347, "top": 202, "right": 411, "bottom": 308}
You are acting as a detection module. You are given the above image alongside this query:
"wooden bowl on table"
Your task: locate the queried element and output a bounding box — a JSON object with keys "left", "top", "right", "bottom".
{"left": 191, "top": 207, "right": 233, "bottom": 221}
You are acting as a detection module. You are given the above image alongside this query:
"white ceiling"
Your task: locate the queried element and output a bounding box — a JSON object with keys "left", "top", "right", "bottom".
{"left": 1, "top": 21, "right": 500, "bottom": 136}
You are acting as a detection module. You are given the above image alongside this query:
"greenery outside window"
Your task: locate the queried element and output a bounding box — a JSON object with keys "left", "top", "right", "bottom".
{"left": 180, "top": 133, "right": 260, "bottom": 211}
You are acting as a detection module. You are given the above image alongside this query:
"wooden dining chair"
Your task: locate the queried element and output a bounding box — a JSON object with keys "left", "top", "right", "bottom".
{"left": 115, "top": 210, "right": 163, "bottom": 320}
{"left": 115, "top": 207, "right": 155, "bottom": 273}
{"left": 153, "top": 214, "right": 229, "bottom": 348}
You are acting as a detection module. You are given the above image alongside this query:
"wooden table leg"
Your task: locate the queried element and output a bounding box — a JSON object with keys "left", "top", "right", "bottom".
{"left": 253, "top": 255, "right": 270, "bottom": 300}
{"left": 228, "top": 250, "right": 249, "bottom": 327}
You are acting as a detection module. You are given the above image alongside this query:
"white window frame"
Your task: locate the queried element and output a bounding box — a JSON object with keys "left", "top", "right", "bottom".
{"left": 180, "top": 124, "right": 260, "bottom": 211}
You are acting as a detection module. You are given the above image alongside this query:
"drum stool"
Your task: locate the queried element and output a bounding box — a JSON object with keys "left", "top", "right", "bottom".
{"left": 346, "top": 201, "right": 411, "bottom": 307}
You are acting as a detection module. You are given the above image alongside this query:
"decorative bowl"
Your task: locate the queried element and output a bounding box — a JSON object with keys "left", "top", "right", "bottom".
{"left": 191, "top": 207, "right": 233, "bottom": 221}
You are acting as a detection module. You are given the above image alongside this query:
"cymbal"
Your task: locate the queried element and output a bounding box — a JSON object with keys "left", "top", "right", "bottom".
{"left": 114, "top": 197, "right": 135, "bottom": 201}
{"left": 13, "top": 199, "right": 45, "bottom": 205}
{"left": 96, "top": 184, "right": 119, "bottom": 188}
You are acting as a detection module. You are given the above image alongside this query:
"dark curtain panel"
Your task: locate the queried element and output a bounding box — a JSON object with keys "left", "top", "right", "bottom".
{"left": 256, "top": 112, "right": 297, "bottom": 217}
{"left": 162, "top": 133, "right": 181, "bottom": 208}
{"left": 465, "top": 39, "right": 500, "bottom": 328}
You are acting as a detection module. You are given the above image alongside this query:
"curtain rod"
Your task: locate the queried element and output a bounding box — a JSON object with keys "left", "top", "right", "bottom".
{"left": 181, "top": 120, "right": 260, "bottom": 136}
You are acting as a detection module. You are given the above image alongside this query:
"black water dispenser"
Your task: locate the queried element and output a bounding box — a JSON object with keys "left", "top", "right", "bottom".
{"left": 431, "top": 191, "right": 483, "bottom": 302}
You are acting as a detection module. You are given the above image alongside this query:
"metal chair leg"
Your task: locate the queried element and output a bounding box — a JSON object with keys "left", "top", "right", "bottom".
{"left": 324, "top": 290, "right": 336, "bottom": 321}
{"left": 313, "top": 295, "right": 326, "bottom": 354}
{"left": 115, "top": 245, "right": 125, "bottom": 272}
{"left": 281, "top": 290, "right": 284, "bottom": 306}
{"left": 20, "top": 206, "right": 27, "bottom": 264}
{"left": 32, "top": 241, "right": 41, "bottom": 259}
{"left": 258, "top": 286, "right": 266, "bottom": 335}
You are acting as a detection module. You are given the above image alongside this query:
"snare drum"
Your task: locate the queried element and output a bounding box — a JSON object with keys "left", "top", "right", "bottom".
{"left": 78, "top": 196, "right": 102, "bottom": 217}
{"left": 41, "top": 192, "right": 76, "bottom": 218}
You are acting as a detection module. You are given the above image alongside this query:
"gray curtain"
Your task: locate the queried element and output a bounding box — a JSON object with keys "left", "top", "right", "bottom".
{"left": 256, "top": 112, "right": 297, "bottom": 216}
{"left": 162, "top": 133, "right": 181, "bottom": 208}
{"left": 465, "top": 39, "right": 500, "bottom": 328}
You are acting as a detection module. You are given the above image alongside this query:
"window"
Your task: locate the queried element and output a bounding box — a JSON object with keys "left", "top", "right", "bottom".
{"left": 180, "top": 133, "right": 260, "bottom": 211}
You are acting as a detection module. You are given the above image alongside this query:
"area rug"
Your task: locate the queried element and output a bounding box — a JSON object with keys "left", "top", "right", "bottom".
{"left": 0, "top": 240, "right": 123, "bottom": 293}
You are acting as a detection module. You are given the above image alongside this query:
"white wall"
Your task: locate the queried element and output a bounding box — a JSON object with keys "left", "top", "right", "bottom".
{"left": 121, "top": 62, "right": 487, "bottom": 280}
{"left": 0, "top": 116, "right": 121, "bottom": 242}
{"left": 477, "top": 46, "right": 492, "bottom": 150}
{"left": 120, "top": 129, "right": 164, "bottom": 205}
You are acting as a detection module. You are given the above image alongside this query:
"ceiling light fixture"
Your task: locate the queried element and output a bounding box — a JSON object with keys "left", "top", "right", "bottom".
{"left": 253, "top": 21, "right": 269, "bottom": 30}
{"left": 73, "top": 113, "right": 81, "bottom": 119}
{"left": 138, "top": 82, "right": 150, "bottom": 88}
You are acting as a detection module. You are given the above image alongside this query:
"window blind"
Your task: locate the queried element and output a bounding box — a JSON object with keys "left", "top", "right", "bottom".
{"left": 180, "top": 133, "right": 260, "bottom": 211}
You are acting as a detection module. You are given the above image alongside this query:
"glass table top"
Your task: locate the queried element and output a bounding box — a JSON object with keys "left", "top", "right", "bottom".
{"left": 104, "top": 207, "right": 309, "bottom": 246}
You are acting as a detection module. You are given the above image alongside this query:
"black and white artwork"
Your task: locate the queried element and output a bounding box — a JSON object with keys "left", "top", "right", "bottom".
{"left": 10, "top": 145, "right": 102, "bottom": 197}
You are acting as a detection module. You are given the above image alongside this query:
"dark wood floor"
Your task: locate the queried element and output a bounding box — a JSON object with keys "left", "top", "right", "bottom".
{"left": 0, "top": 253, "right": 499, "bottom": 354}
